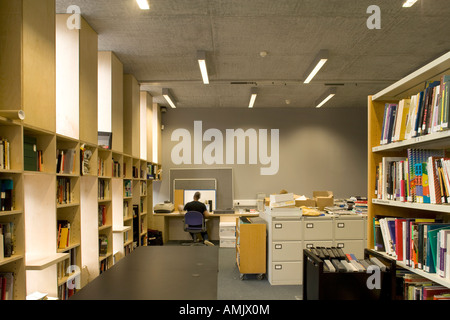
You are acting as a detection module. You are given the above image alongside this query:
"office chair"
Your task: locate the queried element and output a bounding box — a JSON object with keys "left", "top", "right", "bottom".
{"left": 182, "top": 211, "right": 207, "bottom": 246}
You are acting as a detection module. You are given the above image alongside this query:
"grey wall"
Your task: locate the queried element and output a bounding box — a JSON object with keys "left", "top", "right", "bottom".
{"left": 155, "top": 107, "right": 367, "bottom": 204}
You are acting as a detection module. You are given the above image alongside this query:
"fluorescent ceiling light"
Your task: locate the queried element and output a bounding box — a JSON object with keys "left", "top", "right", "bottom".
{"left": 304, "top": 50, "right": 329, "bottom": 84}
{"left": 136, "top": 0, "right": 150, "bottom": 10}
{"left": 402, "top": 0, "right": 418, "bottom": 7}
{"left": 315, "top": 88, "right": 336, "bottom": 109}
{"left": 197, "top": 51, "right": 209, "bottom": 84}
{"left": 162, "top": 88, "right": 177, "bottom": 109}
{"left": 249, "top": 87, "right": 258, "bottom": 109}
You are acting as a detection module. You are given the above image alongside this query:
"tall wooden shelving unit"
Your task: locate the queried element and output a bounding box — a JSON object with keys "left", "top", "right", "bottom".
{"left": 0, "top": 2, "right": 161, "bottom": 299}
{"left": 368, "top": 51, "right": 450, "bottom": 289}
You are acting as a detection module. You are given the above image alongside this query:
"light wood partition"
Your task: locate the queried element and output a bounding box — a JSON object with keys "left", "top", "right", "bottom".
{"left": 0, "top": 0, "right": 56, "bottom": 132}
{"left": 123, "top": 74, "right": 140, "bottom": 158}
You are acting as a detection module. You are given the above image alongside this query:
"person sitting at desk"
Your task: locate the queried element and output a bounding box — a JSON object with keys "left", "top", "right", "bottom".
{"left": 179, "top": 192, "right": 215, "bottom": 246}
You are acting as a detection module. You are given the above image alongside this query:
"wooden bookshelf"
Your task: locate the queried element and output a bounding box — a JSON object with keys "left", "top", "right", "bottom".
{"left": 368, "top": 50, "right": 450, "bottom": 289}
{"left": 0, "top": 1, "right": 160, "bottom": 299}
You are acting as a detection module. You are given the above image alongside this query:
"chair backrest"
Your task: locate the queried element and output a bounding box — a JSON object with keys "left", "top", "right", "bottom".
{"left": 184, "top": 211, "right": 204, "bottom": 226}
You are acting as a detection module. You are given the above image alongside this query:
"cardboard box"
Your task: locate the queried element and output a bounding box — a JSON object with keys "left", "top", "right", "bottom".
{"left": 313, "top": 191, "right": 334, "bottom": 210}
{"left": 295, "top": 198, "right": 316, "bottom": 208}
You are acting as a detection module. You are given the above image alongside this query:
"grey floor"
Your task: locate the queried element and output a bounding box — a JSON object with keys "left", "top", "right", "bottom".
{"left": 167, "top": 241, "right": 303, "bottom": 300}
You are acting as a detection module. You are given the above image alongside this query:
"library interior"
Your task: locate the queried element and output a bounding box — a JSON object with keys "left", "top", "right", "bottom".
{"left": 1, "top": 0, "right": 450, "bottom": 306}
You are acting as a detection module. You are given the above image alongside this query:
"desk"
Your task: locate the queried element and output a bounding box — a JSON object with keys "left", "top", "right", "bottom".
{"left": 70, "top": 246, "right": 218, "bottom": 300}
{"left": 153, "top": 211, "right": 259, "bottom": 243}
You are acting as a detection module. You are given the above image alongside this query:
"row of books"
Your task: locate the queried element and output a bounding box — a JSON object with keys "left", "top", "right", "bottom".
{"left": 0, "top": 223, "right": 14, "bottom": 260}
{"left": 112, "top": 158, "right": 121, "bottom": 178}
{"left": 57, "top": 220, "right": 71, "bottom": 250}
{"left": 98, "top": 179, "right": 110, "bottom": 200}
{"left": 0, "top": 179, "right": 13, "bottom": 211}
{"left": 56, "top": 149, "right": 76, "bottom": 174}
{"left": 308, "top": 246, "right": 388, "bottom": 273}
{"left": 56, "top": 248, "right": 78, "bottom": 300}
{"left": 374, "top": 149, "right": 447, "bottom": 203}
{"left": 0, "top": 273, "right": 14, "bottom": 300}
{"left": 374, "top": 216, "right": 450, "bottom": 278}
{"left": 99, "top": 234, "right": 108, "bottom": 257}
{"left": 397, "top": 270, "right": 450, "bottom": 300}
{"left": 56, "top": 177, "right": 73, "bottom": 205}
{"left": 98, "top": 205, "right": 107, "bottom": 227}
{"left": 0, "top": 138, "right": 10, "bottom": 170}
{"left": 380, "top": 75, "right": 450, "bottom": 145}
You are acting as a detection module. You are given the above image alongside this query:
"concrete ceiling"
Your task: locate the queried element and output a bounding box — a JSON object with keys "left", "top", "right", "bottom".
{"left": 55, "top": 0, "right": 450, "bottom": 109}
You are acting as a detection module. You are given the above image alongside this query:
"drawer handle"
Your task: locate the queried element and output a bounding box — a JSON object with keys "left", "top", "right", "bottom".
{"left": 275, "top": 244, "right": 282, "bottom": 249}
{"left": 337, "top": 243, "right": 344, "bottom": 248}
{"left": 306, "top": 223, "right": 314, "bottom": 228}
{"left": 338, "top": 223, "right": 345, "bottom": 228}
{"left": 275, "top": 265, "right": 283, "bottom": 270}
{"left": 275, "top": 223, "right": 282, "bottom": 229}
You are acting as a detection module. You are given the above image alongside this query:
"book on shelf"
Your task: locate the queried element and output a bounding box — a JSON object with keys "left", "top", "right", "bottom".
{"left": 57, "top": 177, "right": 73, "bottom": 205}
{"left": 99, "top": 234, "right": 108, "bottom": 256}
{"left": 0, "top": 138, "right": 10, "bottom": 170}
{"left": 0, "top": 222, "right": 14, "bottom": 258}
{"left": 374, "top": 216, "right": 450, "bottom": 278}
{"left": 378, "top": 75, "right": 450, "bottom": 145}
{"left": 57, "top": 220, "right": 71, "bottom": 249}
{"left": 98, "top": 179, "right": 110, "bottom": 200}
{"left": 112, "top": 158, "right": 121, "bottom": 177}
{"left": 57, "top": 149, "right": 76, "bottom": 174}
{"left": 0, "top": 179, "right": 13, "bottom": 211}
{"left": 0, "top": 272, "right": 14, "bottom": 300}
{"left": 98, "top": 205, "right": 107, "bottom": 227}
{"left": 375, "top": 149, "right": 446, "bottom": 203}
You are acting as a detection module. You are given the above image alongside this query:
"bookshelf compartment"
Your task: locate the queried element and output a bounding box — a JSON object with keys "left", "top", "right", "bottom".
{"left": 0, "top": 122, "right": 23, "bottom": 172}
{"left": 98, "top": 149, "right": 112, "bottom": 178}
{"left": 57, "top": 206, "right": 81, "bottom": 252}
{"left": 23, "top": 127, "right": 56, "bottom": 174}
{"left": 56, "top": 136, "right": 80, "bottom": 176}
{"left": 80, "top": 143, "right": 98, "bottom": 176}
{"left": 0, "top": 173, "right": 23, "bottom": 212}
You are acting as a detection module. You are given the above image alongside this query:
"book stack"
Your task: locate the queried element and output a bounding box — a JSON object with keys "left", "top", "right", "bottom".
{"left": 374, "top": 216, "right": 450, "bottom": 278}
{"left": 308, "top": 246, "right": 387, "bottom": 273}
{"left": 379, "top": 75, "right": 450, "bottom": 145}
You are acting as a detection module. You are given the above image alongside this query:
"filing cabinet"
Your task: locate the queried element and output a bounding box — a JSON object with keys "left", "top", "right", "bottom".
{"left": 261, "top": 210, "right": 367, "bottom": 286}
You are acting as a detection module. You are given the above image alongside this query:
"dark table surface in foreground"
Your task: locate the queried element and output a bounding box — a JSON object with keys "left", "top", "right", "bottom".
{"left": 70, "top": 246, "right": 219, "bottom": 300}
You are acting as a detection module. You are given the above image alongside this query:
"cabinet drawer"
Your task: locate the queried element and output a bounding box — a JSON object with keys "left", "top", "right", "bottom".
{"left": 334, "top": 240, "right": 365, "bottom": 259}
{"left": 334, "top": 219, "right": 365, "bottom": 240}
{"left": 303, "top": 240, "right": 333, "bottom": 250}
{"left": 303, "top": 220, "right": 332, "bottom": 240}
{"left": 272, "top": 221, "right": 302, "bottom": 241}
{"left": 272, "top": 241, "right": 302, "bottom": 261}
{"left": 271, "top": 262, "right": 302, "bottom": 284}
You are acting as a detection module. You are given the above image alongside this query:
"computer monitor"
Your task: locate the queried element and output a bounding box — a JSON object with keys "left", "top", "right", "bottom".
{"left": 183, "top": 189, "right": 216, "bottom": 211}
